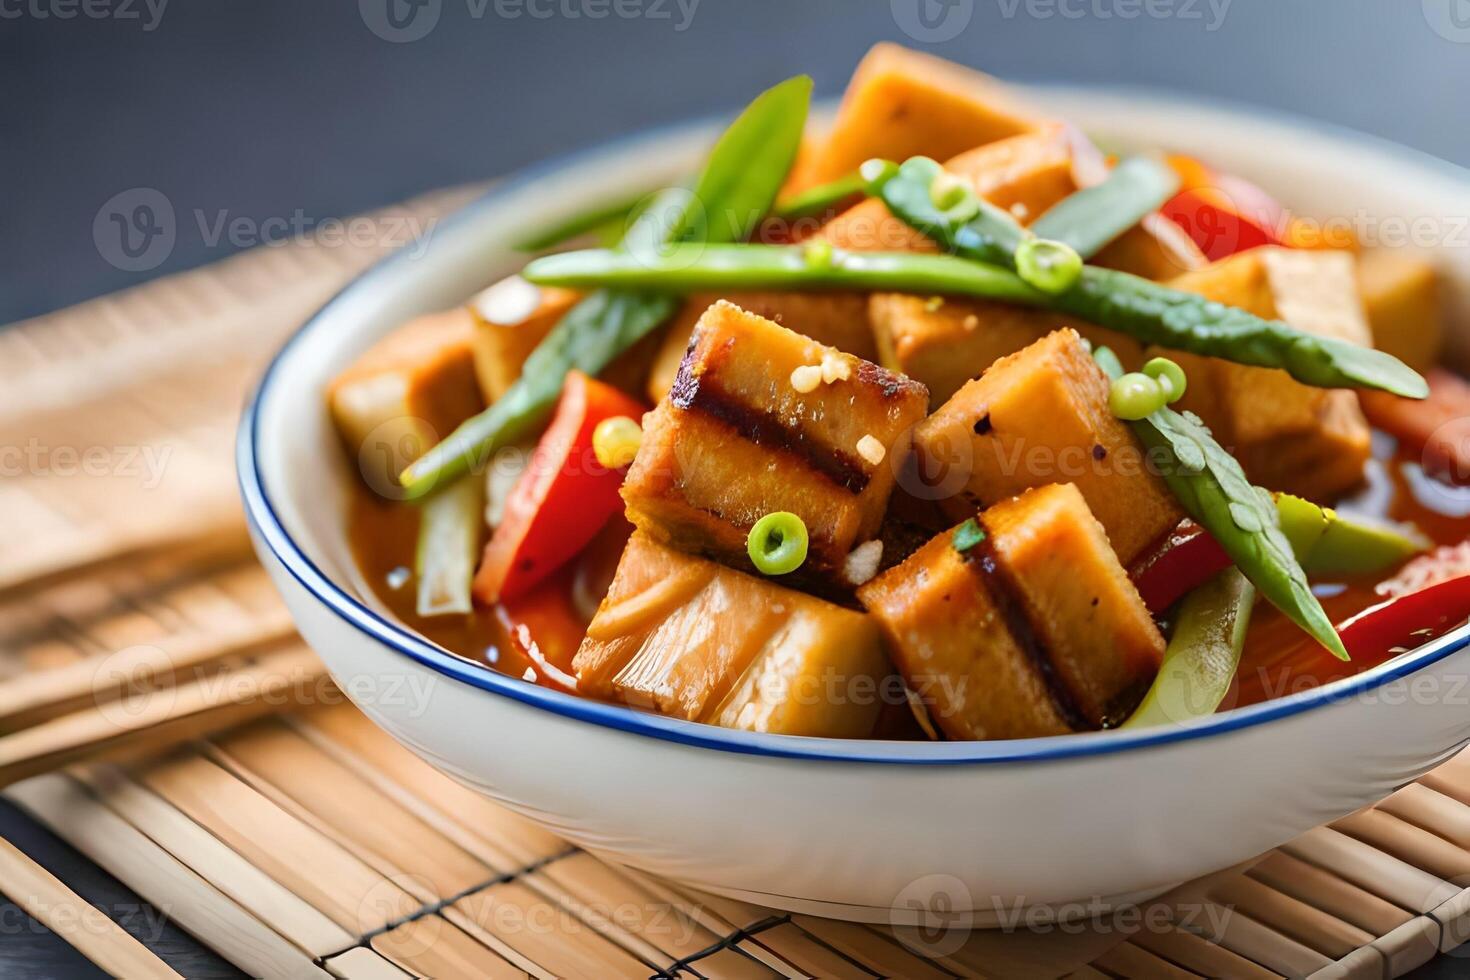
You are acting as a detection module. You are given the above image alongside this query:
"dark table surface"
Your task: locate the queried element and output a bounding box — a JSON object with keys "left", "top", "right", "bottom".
{"left": 6, "top": 1, "right": 1470, "bottom": 975}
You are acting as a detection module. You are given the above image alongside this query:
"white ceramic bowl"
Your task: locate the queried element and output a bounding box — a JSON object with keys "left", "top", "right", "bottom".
{"left": 239, "top": 88, "right": 1470, "bottom": 925}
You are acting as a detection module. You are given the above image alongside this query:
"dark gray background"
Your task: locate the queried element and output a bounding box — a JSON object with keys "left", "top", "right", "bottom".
{"left": 4, "top": 0, "right": 1470, "bottom": 975}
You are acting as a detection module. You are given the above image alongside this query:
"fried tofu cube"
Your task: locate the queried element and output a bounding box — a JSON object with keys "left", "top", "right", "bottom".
{"left": 911, "top": 329, "right": 1181, "bottom": 564}
{"left": 646, "top": 291, "right": 876, "bottom": 403}
{"left": 623, "top": 301, "right": 929, "bottom": 579}
{"left": 467, "top": 276, "right": 580, "bottom": 401}
{"left": 1091, "top": 213, "right": 1207, "bottom": 280}
{"left": 575, "top": 533, "right": 889, "bottom": 737}
{"left": 328, "top": 309, "right": 482, "bottom": 491}
{"left": 859, "top": 484, "right": 1163, "bottom": 740}
{"left": 868, "top": 295, "right": 1145, "bottom": 407}
{"left": 1166, "top": 247, "right": 1373, "bottom": 502}
{"left": 787, "top": 43, "right": 1051, "bottom": 192}
{"left": 1357, "top": 249, "right": 1443, "bottom": 372}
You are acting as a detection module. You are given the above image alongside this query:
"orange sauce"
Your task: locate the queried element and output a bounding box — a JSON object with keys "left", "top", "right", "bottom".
{"left": 348, "top": 435, "right": 1470, "bottom": 721}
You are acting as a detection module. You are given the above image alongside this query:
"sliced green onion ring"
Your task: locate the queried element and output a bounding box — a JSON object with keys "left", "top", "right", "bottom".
{"left": 747, "top": 511, "right": 810, "bottom": 575}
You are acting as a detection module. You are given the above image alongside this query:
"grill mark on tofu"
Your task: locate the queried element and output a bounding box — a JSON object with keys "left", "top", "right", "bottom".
{"left": 966, "top": 518, "right": 1090, "bottom": 732}
{"left": 670, "top": 368, "right": 873, "bottom": 495}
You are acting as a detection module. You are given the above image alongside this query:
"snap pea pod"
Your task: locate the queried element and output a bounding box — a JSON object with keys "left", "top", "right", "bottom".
{"left": 513, "top": 189, "right": 649, "bottom": 252}
{"left": 867, "top": 156, "right": 1024, "bottom": 266}
{"left": 1030, "top": 156, "right": 1180, "bottom": 258}
{"left": 1134, "top": 408, "right": 1347, "bottom": 660}
{"left": 1121, "top": 569, "right": 1255, "bottom": 729}
{"left": 871, "top": 157, "right": 1427, "bottom": 399}
{"left": 1092, "top": 347, "right": 1347, "bottom": 660}
{"left": 773, "top": 172, "right": 865, "bottom": 220}
{"left": 398, "top": 74, "right": 812, "bottom": 498}
{"left": 523, "top": 241, "right": 1426, "bottom": 398}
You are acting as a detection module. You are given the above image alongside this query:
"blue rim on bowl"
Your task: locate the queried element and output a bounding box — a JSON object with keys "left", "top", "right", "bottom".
{"left": 237, "top": 90, "right": 1470, "bottom": 766}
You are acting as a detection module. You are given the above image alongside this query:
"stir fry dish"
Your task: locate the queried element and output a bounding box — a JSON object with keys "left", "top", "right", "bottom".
{"left": 335, "top": 44, "right": 1470, "bottom": 741}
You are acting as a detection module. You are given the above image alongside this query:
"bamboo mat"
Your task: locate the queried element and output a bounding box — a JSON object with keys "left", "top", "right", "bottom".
{"left": 5, "top": 190, "right": 1470, "bottom": 979}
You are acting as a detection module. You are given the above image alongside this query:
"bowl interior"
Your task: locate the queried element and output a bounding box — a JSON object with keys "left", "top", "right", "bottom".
{"left": 245, "top": 87, "right": 1470, "bottom": 761}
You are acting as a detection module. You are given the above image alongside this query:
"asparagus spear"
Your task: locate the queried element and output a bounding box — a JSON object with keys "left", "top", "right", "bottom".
{"left": 398, "top": 74, "right": 813, "bottom": 498}
{"left": 523, "top": 243, "right": 1426, "bottom": 399}
{"left": 867, "top": 156, "right": 1426, "bottom": 398}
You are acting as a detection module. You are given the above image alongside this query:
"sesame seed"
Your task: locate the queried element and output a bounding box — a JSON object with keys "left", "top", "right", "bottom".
{"left": 962, "top": 314, "right": 979, "bottom": 331}
{"left": 843, "top": 539, "right": 884, "bottom": 586}
{"left": 820, "top": 353, "right": 852, "bottom": 384}
{"left": 1010, "top": 202, "right": 1030, "bottom": 220}
{"left": 790, "top": 364, "right": 823, "bottom": 393}
{"left": 856, "top": 434, "right": 886, "bottom": 465}
{"left": 924, "top": 295, "right": 944, "bottom": 313}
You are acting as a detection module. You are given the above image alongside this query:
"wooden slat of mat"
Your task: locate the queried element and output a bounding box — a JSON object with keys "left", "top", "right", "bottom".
{"left": 1371, "top": 917, "right": 1444, "bottom": 977}
{"left": 534, "top": 851, "right": 723, "bottom": 964}
{"left": 294, "top": 704, "right": 568, "bottom": 870}
{"left": 6, "top": 774, "right": 331, "bottom": 980}
{"left": 1381, "top": 783, "right": 1470, "bottom": 850}
{"left": 452, "top": 879, "right": 656, "bottom": 979}
{"left": 1284, "top": 826, "right": 1461, "bottom": 913}
{"left": 789, "top": 915, "right": 956, "bottom": 979}
{"left": 322, "top": 945, "right": 416, "bottom": 980}
{"left": 1336, "top": 808, "right": 1470, "bottom": 883}
{"left": 617, "top": 866, "right": 778, "bottom": 938}
{"left": 206, "top": 722, "right": 496, "bottom": 905}
{"left": 1130, "top": 924, "right": 1282, "bottom": 979}
{"left": 370, "top": 914, "right": 529, "bottom": 979}
{"left": 134, "top": 753, "right": 423, "bottom": 933}
{"left": 76, "top": 764, "right": 355, "bottom": 959}
{"left": 0, "top": 834, "right": 183, "bottom": 979}
{"left": 1191, "top": 905, "right": 1333, "bottom": 978}
{"left": 1248, "top": 851, "right": 1415, "bottom": 937}
{"left": 1207, "top": 873, "right": 1375, "bottom": 960}
{"left": 676, "top": 944, "right": 783, "bottom": 979}
{"left": 1092, "top": 940, "right": 1201, "bottom": 979}
{"left": 741, "top": 922, "right": 878, "bottom": 979}
{"left": 879, "top": 917, "right": 1128, "bottom": 980}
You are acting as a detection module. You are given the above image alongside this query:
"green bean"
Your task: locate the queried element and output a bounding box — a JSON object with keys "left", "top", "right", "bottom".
{"left": 1030, "top": 156, "right": 1180, "bottom": 258}
{"left": 398, "top": 74, "right": 812, "bottom": 498}
{"left": 1122, "top": 569, "right": 1255, "bottom": 729}
{"left": 524, "top": 241, "right": 1426, "bottom": 398}
{"left": 773, "top": 172, "right": 865, "bottom": 220}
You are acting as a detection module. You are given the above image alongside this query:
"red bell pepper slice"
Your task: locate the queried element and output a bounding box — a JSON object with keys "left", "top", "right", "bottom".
{"left": 473, "top": 371, "right": 644, "bottom": 604}
{"left": 1338, "top": 574, "right": 1470, "bottom": 660}
{"left": 1161, "top": 186, "right": 1283, "bottom": 262}
{"left": 1130, "top": 520, "right": 1234, "bottom": 614}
